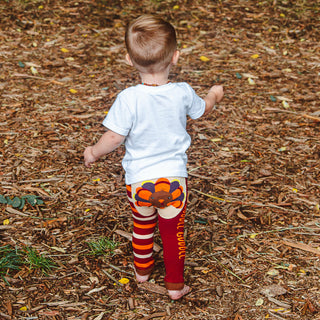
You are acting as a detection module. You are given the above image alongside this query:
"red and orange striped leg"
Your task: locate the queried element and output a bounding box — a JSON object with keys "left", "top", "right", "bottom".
{"left": 132, "top": 211, "right": 157, "bottom": 275}
{"left": 127, "top": 184, "right": 157, "bottom": 276}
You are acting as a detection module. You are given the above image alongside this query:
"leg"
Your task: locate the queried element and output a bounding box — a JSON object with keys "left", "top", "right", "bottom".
{"left": 157, "top": 178, "right": 190, "bottom": 299}
{"left": 126, "top": 185, "right": 157, "bottom": 281}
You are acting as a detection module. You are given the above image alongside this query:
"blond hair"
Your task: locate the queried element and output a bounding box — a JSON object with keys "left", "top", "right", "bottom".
{"left": 125, "top": 15, "right": 177, "bottom": 72}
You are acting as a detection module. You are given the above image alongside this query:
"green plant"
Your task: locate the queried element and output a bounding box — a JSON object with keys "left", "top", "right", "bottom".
{"left": 0, "top": 245, "right": 23, "bottom": 275}
{"left": 24, "top": 247, "right": 56, "bottom": 273}
{"left": 0, "top": 194, "right": 44, "bottom": 210}
{"left": 87, "top": 237, "right": 119, "bottom": 256}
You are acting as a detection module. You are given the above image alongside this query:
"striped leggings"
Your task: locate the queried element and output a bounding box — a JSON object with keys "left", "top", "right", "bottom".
{"left": 126, "top": 177, "right": 187, "bottom": 290}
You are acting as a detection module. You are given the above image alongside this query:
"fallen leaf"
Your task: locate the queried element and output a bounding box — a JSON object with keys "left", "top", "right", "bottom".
{"left": 282, "top": 100, "right": 290, "bottom": 108}
{"left": 199, "top": 55, "right": 210, "bottom": 62}
{"left": 119, "top": 277, "right": 130, "bottom": 284}
{"left": 267, "top": 269, "right": 279, "bottom": 276}
{"left": 50, "top": 246, "right": 66, "bottom": 253}
{"left": 30, "top": 66, "right": 38, "bottom": 75}
{"left": 261, "top": 284, "right": 287, "bottom": 297}
{"left": 256, "top": 298, "right": 264, "bottom": 306}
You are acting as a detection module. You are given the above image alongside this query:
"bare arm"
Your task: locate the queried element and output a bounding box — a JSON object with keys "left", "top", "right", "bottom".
{"left": 203, "top": 85, "right": 224, "bottom": 116}
{"left": 84, "top": 130, "right": 125, "bottom": 167}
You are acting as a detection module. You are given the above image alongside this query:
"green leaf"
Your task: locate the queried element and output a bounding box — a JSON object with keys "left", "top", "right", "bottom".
{"left": 0, "top": 195, "right": 7, "bottom": 204}
{"left": 6, "top": 197, "right": 13, "bottom": 206}
{"left": 18, "top": 198, "right": 26, "bottom": 210}
{"left": 12, "top": 197, "right": 22, "bottom": 208}
{"left": 23, "top": 195, "right": 38, "bottom": 206}
{"left": 36, "top": 199, "right": 44, "bottom": 205}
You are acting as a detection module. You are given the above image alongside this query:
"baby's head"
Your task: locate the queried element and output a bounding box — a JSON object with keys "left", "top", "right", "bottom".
{"left": 125, "top": 15, "right": 178, "bottom": 73}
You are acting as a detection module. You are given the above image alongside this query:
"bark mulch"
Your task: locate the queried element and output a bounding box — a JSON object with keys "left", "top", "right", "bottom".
{"left": 0, "top": 0, "right": 320, "bottom": 319}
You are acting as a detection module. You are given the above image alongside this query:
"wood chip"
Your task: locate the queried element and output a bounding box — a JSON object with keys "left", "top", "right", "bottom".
{"left": 260, "top": 284, "right": 287, "bottom": 297}
{"left": 137, "top": 282, "right": 167, "bottom": 295}
{"left": 283, "top": 240, "right": 320, "bottom": 256}
{"left": 140, "top": 312, "right": 167, "bottom": 320}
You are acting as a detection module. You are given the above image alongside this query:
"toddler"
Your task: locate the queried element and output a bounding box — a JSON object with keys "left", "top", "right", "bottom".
{"left": 84, "top": 15, "right": 224, "bottom": 300}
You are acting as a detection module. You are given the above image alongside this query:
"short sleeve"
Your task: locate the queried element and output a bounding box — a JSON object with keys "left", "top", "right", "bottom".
{"left": 184, "top": 84, "right": 206, "bottom": 119}
{"left": 102, "top": 91, "right": 133, "bottom": 136}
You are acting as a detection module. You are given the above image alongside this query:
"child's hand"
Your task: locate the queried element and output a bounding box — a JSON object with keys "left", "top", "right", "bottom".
{"left": 84, "top": 146, "right": 97, "bottom": 167}
{"left": 203, "top": 85, "right": 224, "bottom": 116}
{"left": 209, "top": 85, "right": 224, "bottom": 103}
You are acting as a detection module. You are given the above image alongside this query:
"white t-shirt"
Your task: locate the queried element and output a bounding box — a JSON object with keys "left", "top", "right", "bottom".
{"left": 103, "top": 82, "right": 205, "bottom": 184}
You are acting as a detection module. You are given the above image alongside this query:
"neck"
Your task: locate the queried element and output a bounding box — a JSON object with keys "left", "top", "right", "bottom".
{"left": 139, "top": 67, "right": 170, "bottom": 86}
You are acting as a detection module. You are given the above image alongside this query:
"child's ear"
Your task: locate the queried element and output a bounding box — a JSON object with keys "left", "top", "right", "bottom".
{"left": 171, "top": 50, "right": 180, "bottom": 65}
{"left": 125, "top": 53, "right": 134, "bottom": 66}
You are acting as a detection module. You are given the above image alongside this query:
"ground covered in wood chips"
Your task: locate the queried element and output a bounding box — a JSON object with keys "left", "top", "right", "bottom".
{"left": 1, "top": 0, "right": 320, "bottom": 319}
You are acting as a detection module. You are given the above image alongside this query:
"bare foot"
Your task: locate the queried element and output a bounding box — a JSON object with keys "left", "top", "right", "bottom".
{"left": 168, "top": 285, "right": 191, "bottom": 300}
{"left": 134, "top": 268, "right": 150, "bottom": 283}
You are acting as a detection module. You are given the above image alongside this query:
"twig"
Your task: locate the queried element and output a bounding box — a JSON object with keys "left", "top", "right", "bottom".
{"left": 191, "top": 189, "right": 231, "bottom": 202}
{"left": 192, "top": 189, "right": 303, "bottom": 213}
{"left": 41, "top": 301, "right": 86, "bottom": 307}
{"left": 264, "top": 107, "right": 320, "bottom": 122}
{"left": 245, "top": 201, "right": 302, "bottom": 213}
{"left": 267, "top": 296, "right": 291, "bottom": 309}
{"left": 0, "top": 225, "right": 14, "bottom": 230}
{"left": 210, "top": 255, "right": 245, "bottom": 283}
{"left": 106, "top": 263, "right": 134, "bottom": 276}
{"left": 101, "top": 269, "right": 123, "bottom": 286}
{"left": 17, "top": 178, "right": 63, "bottom": 183}
{"left": 141, "top": 312, "right": 167, "bottom": 320}
{"left": 237, "top": 226, "right": 313, "bottom": 239}
{"left": 12, "top": 73, "right": 65, "bottom": 85}
{"left": 282, "top": 240, "right": 320, "bottom": 256}
{"left": 5, "top": 206, "right": 30, "bottom": 217}
{"left": 0, "top": 312, "right": 11, "bottom": 319}
{"left": 268, "top": 310, "right": 289, "bottom": 320}
{"left": 188, "top": 171, "right": 215, "bottom": 180}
